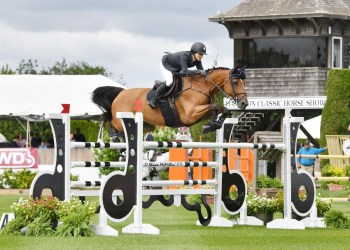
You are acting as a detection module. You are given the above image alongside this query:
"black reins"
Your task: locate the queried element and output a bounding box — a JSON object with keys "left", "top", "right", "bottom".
{"left": 179, "top": 68, "right": 247, "bottom": 104}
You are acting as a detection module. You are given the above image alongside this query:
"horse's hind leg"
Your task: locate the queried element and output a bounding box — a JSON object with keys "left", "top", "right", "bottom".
{"left": 114, "top": 130, "right": 126, "bottom": 144}
{"left": 115, "top": 133, "right": 127, "bottom": 161}
{"left": 107, "top": 125, "right": 127, "bottom": 161}
{"left": 110, "top": 126, "right": 125, "bottom": 143}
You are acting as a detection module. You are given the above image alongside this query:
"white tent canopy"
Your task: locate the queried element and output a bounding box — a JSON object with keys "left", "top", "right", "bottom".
{"left": 0, "top": 75, "right": 125, "bottom": 120}
{"left": 297, "top": 115, "right": 321, "bottom": 139}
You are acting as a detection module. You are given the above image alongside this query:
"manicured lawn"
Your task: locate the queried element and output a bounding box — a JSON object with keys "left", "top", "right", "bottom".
{"left": 0, "top": 191, "right": 349, "bottom": 250}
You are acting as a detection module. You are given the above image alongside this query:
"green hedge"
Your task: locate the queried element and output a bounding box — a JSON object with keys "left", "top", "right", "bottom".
{"left": 71, "top": 120, "right": 100, "bottom": 142}
{"left": 0, "top": 119, "right": 100, "bottom": 144}
{"left": 320, "top": 69, "right": 350, "bottom": 146}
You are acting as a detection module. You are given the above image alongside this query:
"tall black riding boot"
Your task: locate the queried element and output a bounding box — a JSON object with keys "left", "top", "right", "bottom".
{"left": 148, "top": 82, "right": 169, "bottom": 109}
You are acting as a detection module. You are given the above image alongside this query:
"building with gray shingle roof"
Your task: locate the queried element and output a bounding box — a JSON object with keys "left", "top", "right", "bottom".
{"left": 209, "top": 0, "right": 350, "bottom": 98}
{"left": 208, "top": 1, "right": 350, "bottom": 171}
{"left": 212, "top": 0, "right": 350, "bottom": 20}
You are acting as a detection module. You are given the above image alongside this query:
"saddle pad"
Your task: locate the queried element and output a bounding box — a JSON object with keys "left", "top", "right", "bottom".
{"left": 146, "top": 90, "right": 184, "bottom": 128}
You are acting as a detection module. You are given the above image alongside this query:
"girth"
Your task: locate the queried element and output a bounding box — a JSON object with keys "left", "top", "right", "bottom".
{"left": 146, "top": 75, "right": 184, "bottom": 127}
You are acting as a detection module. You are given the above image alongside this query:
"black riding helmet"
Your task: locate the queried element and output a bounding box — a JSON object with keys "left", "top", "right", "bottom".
{"left": 191, "top": 42, "right": 207, "bottom": 55}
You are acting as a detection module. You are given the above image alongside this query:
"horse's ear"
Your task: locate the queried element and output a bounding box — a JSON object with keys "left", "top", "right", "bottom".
{"left": 233, "top": 64, "right": 241, "bottom": 72}
{"left": 240, "top": 64, "right": 247, "bottom": 71}
{"left": 231, "top": 64, "right": 247, "bottom": 79}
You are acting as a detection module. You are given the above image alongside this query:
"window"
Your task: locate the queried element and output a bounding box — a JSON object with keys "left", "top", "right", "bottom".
{"left": 331, "top": 37, "right": 342, "bottom": 68}
{"left": 234, "top": 38, "right": 327, "bottom": 68}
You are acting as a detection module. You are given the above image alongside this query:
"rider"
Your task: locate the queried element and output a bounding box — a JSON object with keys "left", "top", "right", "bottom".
{"left": 148, "top": 42, "right": 207, "bottom": 109}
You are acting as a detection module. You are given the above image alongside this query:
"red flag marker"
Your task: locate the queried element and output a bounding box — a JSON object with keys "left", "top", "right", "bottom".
{"left": 133, "top": 99, "right": 143, "bottom": 112}
{"left": 61, "top": 104, "right": 70, "bottom": 114}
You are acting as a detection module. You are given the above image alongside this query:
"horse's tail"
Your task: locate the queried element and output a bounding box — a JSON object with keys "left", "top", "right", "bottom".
{"left": 91, "top": 86, "right": 125, "bottom": 122}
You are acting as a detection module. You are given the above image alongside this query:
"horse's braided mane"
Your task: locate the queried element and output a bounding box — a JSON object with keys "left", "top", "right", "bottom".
{"left": 206, "top": 67, "right": 230, "bottom": 72}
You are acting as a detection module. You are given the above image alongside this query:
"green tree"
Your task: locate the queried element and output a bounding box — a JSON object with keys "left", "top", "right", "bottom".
{"left": 320, "top": 69, "right": 350, "bottom": 146}
{"left": 16, "top": 59, "right": 39, "bottom": 74}
{"left": 1, "top": 64, "right": 14, "bottom": 74}
{"left": 40, "top": 58, "right": 110, "bottom": 76}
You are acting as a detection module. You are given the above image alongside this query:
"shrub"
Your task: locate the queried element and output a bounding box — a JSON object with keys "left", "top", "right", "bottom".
{"left": 94, "top": 130, "right": 121, "bottom": 176}
{"left": 246, "top": 193, "right": 277, "bottom": 215}
{"left": 57, "top": 197, "right": 97, "bottom": 221}
{"left": 270, "top": 191, "right": 332, "bottom": 215}
{"left": 315, "top": 194, "right": 332, "bottom": 215}
{"left": 345, "top": 165, "right": 350, "bottom": 176}
{"left": 55, "top": 207, "right": 95, "bottom": 237}
{"left": 12, "top": 196, "right": 60, "bottom": 223}
{"left": 0, "top": 173, "right": 3, "bottom": 188}
{"left": 70, "top": 173, "right": 79, "bottom": 181}
{"left": 272, "top": 189, "right": 284, "bottom": 213}
{"left": 324, "top": 210, "right": 350, "bottom": 229}
{"left": 187, "top": 194, "right": 203, "bottom": 204}
{"left": 256, "top": 175, "right": 283, "bottom": 188}
{"left": 322, "top": 165, "right": 346, "bottom": 185}
{"left": 26, "top": 215, "right": 55, "bottom": 236}
{"left": 158, "top": 170, "right": 169, "bottom": 180}
{"left": 320, "top": 69, "right": 350, "bottom": 146}
{"left": 0, "top": 216, "right": 26, "bottom": 236}
{"left": 1, "top": 196, "right": 98, "bottom": 237}
{"left": 185, "top": 185, "right": 216, "bottom": 204}
{"left": 1, "top": 169, "right": 37, "bottom": 189}
{"left": 0, "top": 170, "right": 77, "bottom": 189}
{"left": 323, "top": 166, "right": 346, "bottom": 177}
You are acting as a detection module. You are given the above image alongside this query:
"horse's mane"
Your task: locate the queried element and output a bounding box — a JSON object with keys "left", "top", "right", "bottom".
{"left": 206, "top": 67, "right": 230, "bottom": 72}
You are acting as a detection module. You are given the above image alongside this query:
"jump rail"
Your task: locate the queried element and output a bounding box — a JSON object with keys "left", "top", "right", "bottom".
{"left": 144, "top": 141, "right": 286, "bottom": 150}
{"left": 296, "top": 155, "right": 350, "bottom": 159}
{"left": 314, "top": 177, "right": 350, "bottom": 181}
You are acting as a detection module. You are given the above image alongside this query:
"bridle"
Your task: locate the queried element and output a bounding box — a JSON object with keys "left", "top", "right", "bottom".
{"left": 180, "top": 68, "right": 247, "bottom": 104}
{"left": 204, "top": 69, "right": 247, "bottom": 105}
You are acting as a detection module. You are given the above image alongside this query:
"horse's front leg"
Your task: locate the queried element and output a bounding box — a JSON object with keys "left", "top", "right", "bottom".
{"left": 202, "top": 105, "right": 220, "bottom": 133}
{"left": 202, "top": 106, "right": 229, "bottom": 133}
{"left": 215, "top": 107, "right": 229, "bottom": 129}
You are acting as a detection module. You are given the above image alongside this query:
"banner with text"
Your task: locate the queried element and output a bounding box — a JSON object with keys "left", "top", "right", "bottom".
{"left": 0, "top": 148, "right": 38, "bottom": 169}
{"left": 224, "top": 96, "right": 326, "bottom": 110}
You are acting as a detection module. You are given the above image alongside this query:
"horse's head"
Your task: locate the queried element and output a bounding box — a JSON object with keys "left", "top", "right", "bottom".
{"left": 226, "top": 65, "right": 248, "bottom": 109}
{"left": 190, "top": 66, "right": 248, "bottom": 110}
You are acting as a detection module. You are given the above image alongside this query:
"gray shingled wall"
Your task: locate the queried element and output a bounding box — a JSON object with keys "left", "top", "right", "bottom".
{"left": 244, "top": 68, "right": 327, "bottom": 97}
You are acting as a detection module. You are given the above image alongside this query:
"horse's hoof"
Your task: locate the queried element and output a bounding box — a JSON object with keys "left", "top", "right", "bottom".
{"left": 112, "top": 135, "right": 120, "bottom": 142}
{"left": 202, "top": 125, "right": 213, "bottom": 134}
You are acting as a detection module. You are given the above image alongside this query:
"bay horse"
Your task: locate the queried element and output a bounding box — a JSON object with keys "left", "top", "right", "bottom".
{"left": 92, "top": 65, "right": 248, "bottom": 134}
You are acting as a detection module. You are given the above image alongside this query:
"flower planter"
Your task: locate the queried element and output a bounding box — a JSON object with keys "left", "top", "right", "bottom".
{"left": 327, "top": 184, "right": 344, "bottom": 191}
{"left": 253, "top": 212, "right": 274, "bottom": 225}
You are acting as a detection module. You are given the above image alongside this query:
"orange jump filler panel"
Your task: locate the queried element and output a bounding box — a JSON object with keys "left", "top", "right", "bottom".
{"left": 228, "top": 148, "right": 254, "bottom": 182}
{"left": 169, "top": 148, "right": 189, "bottom": 188}
{"left": 191, "top": 148, "right": 213, "bottom": 180}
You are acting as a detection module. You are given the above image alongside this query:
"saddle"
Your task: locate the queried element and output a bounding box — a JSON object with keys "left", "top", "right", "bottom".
{"left": 146, "top": 74, "right": 184, "bottom": 127}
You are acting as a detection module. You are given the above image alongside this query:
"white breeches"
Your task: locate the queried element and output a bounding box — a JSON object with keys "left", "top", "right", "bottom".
{"left": 160, "top": 63, "right": 173, "bottom": 87}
